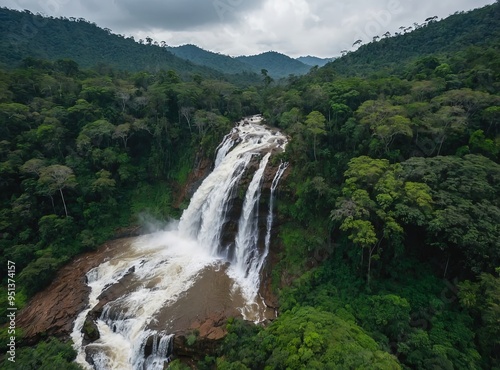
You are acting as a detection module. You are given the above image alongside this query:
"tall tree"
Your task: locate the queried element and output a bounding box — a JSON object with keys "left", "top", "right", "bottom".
{"left": 38, "top": 165, "right": 77, "bottom": 217}
{"left": 305, "top": 111, "right": 326, "bottom": 161}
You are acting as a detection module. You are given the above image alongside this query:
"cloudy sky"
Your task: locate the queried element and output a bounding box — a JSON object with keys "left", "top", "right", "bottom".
{"left": 0, "top": 0, "right": 496, "bottom": 57}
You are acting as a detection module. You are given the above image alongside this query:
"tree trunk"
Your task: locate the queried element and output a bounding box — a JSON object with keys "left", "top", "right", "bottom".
{"left": 313, "top": 135, "right": 317, "bottom": 161}
{"left": 367, "top": 247, "right": 372, "bottom": 289}
{"left": 59, "top": 188, "right": 68, "bottom": 217}
{"left": 49, "top": 194, "right": 56, "bottom": 214}
{"left": 443, "top": 255, "right": 450, "bottom": 278}
{"left": 437, "top": 135, "right": 446, "bottom": 156}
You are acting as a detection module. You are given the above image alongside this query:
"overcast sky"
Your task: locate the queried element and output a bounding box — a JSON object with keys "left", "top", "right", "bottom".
{"left": 0, "top": 0, "right": 496, "bottom": 58}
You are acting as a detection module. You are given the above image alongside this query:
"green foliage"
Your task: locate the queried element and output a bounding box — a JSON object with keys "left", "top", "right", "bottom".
{"left": 247, "top": 9, "right": 500, "bottom": 365}
{"left": 458, "top": 271, "right": 500, "bottom": 368}
{"left": 130, "top": 182, "right": 174, "bottom": 221}
{"left": 219, "top": 307, "right": 401, "bottom": 369}
{"left": 167, "top": 360, "right": 192, "bottom": 370}
{"left": 304, "top": 111, "right": 326, "bottom": 161}
{"left": 0, "top": 337, "right": 82, "bottom": 370}
{"left": 18, "top": 256, "right": 64, "bottom": 296}
{"left": 166, "top": 44, "right": 256, "bottom": 75}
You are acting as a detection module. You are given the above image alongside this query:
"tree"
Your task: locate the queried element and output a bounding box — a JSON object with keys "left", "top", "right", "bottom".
{"left": 193, "top": 110, "right": 225, "bottom": 136}
{"left": 112, "top": 123, "right": 133, "bottom": 149}
{"left": 434, "top": 88, "right": 495, "bottom": 119}
{"left": 482, "top": 106, "right": 500, "bottom": 135}
{"left": 280, "top": 108, "right": 302, "bottom": 129}
{"left": 38, "top": 165, "right": 77, "bottom": 217}
{"left": 421, "top": 106, "right": 467, "bottom": 155}
{"left": 459, "top": 270, "right": 500, "bottom": 367}
{"left": 261, "top": 69, "right": 273, "bottom": 88}
{"left": 77, "top": 119, "right": 115, "bottom": 154}
{"left": 20, "top": 158, "right": 45, "bottom": 176}
{"left": 0, "top": 102, "right": 30, "bottom": 139}
{"left": 20, "top": 158, "right": 57, "bottom": 212}
{"left": 469, "top": 129, "right": 499, "bottom": 158}
{"left": 332, "top": 156, "right": 433, "bottom": 286}
{"left": 305, "top": 111, "right": 326, "bottom": 161}
{"left": 35, "top": 116, "right": 66, "bottom": 156}
{"left": 356, "top": 100, "right": 413, "bottom": 154}
{"left": 179, "top": 106, "right": 195, "bottom": 133}
{"left": 402, "top": 155, "right": 500, "bottom": 273}
{"left": 91, "top": 169, "right": 116, "bottom": 199}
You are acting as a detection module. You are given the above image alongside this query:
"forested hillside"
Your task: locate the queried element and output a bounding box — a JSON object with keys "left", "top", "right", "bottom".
{"left": 1, "top": 2, "right": 500, "bottom": 369}
{"left": 326, "top": 2, "right": 500, "bottom": 76}
{"left": 0, "top": 8, "right": 257, "bottom": 86}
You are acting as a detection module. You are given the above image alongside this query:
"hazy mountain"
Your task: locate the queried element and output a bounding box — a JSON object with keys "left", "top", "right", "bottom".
{"left": 168, "top": 45, "right": 313, "bottom": 79}
{"left": 296, "top": 55, "right": 335, "bottom": 67}
{"left": 166, "top": 44, "right": 256, "bottom": 75}
{"left": 236, "top": 51, "right": 312, "bottom": 79}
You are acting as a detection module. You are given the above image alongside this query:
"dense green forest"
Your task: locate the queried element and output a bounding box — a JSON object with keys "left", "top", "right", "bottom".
{"left": 0, "top": 56, "right": 262, "bottom": 354}
{"left": 328, "top": 2, "right": 500, "bottom": 76}
{"left": 1, "top": 2, "right": 500, "bottom": 369}
{"left": 0, "top": 8, "right": 258, "bottom": 86}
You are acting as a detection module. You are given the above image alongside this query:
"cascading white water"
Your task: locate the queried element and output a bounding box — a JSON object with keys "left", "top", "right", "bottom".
{"left": 71, "top": 115, "right": 287, "bottom": 370}
{"left": 214, "top": 129, "right": 237, "bottom": 168}
{"left": 265, "top": 161, "right": 289, "bottom": 253}
{"left": 230, "top": 152, "right": 270, "bottom": 302}
{"left": 264, "top": 161, "right": 289, "bottom": 258}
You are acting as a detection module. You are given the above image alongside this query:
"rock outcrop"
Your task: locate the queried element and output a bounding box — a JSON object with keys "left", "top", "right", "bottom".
{"left": 16, "top": 238, "right": 135, "bottom": 345}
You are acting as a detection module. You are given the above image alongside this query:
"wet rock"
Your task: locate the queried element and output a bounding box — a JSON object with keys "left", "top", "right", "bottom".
{"left": 82, "top": 317, "right": 100, "bottom": 345}
{"left": 15, "top": 238, "right": 135, "bottom": 345}
{"left": 112, "top": 225, "right": 141, "bottom": 239}
{"left": 174, "top": 312, "right": 228, "bottom": 362}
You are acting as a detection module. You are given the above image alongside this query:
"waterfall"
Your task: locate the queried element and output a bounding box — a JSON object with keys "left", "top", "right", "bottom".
{"left": 214, "top": 129, "right": 237, "bottom": 168}
{"left": 230, "top": 152, "right": 271, "bottom": 302}
{"left": 264, "top": 161, "right": 288, "bottom": 259}
{"left": 71, "top": 115, "right": 288, "bottom": 369}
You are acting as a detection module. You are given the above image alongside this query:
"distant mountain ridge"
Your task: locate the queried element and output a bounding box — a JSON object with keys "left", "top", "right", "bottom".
{"left": 296, "top": 55, "right": 335, "bottom": 67}
{"left": 236, "top": 51, "right": 312, "bottom": 78}
{"left": 168, "top": 45, "right": 314, "bottom": 78}
{"left": 166, "top": 44, "right": 255, "bottom": 75}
